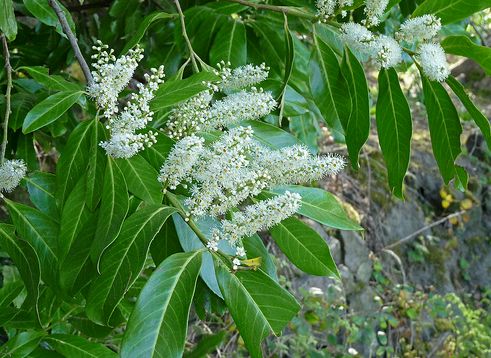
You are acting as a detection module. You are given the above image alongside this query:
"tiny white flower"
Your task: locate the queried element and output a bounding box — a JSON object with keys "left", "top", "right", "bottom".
{"left": 236, "top": 246, "right": 246, "bottom": 257}
{"left": 348, "top": 347, "right": 359, "bottom": 355}
{"left": 216, "top": 62, "right": 270, "bottom": 93}
{"left": 363, "top": 0, "right": 389, "bottom": 27}
{"left": 0, "top": 159, "right": 27, "bottom": 192}
{"left": 309, "top": 287, "right": 324, "bottom": 296}
{"left": 397, "top": 15, "right": 441, "bottom": 43}
{"left": 340, "top": 22, "right": 376, "bottom": 57}
{"left": 418, "top": 42, "right": 450, "bottom": 82}
{"left": 372, "top": 35, "right": 403, "bottom": 69}
{"left": 232, "top": 258, "right": 241, "bottom": 270}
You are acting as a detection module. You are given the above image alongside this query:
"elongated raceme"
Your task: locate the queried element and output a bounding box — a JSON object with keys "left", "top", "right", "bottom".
{"left": 397, "top": 15, "right": 442, "bottom": 43}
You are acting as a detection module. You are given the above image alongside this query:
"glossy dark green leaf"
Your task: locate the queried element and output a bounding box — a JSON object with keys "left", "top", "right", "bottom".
{"left": 289, "top": 114, "right": 320, "bottom": 153}
{"left": 270, "top": 217, "right": 338, "bottom": 277}
{"left": 0, "top": 224, "right": 41, "bottom": 324}
{"left": 376, "top": 68, "right": 412, "bottom": 198}
{"left": 17, "top": 134, "right": 38, "bottom": 171}
{"left": 90, "top": 158, "right": 129, "bottom": 270}
{"left": 69, "top": 315, "right": 114, "bottom": 339}
{"left": 58, "top": 177, "right": 90, "bottom": 261}
{"left": 122, "top": 12, "right": 175, "bottom": 53}
{"left": 0, "top": 0, "right": 17, "bottom": 40}
{"left": 56, "top": 120, "right": 93, "bottom": 206}
{"left": 23, "top": 0, "right": 76, "bottom": 37}
{"left": 261, "top": 186, "right": 362, "bottom": 231}
{"left": 86, "top": 205, "right": 176, "bottom": 324}
{"left": 310, "top": 33, "right": 347, "bottom": 138}
{"left": 278, "top": 15, "right": 295, "bottom": 123}
{"left": 209, "top": 19, "right": 247, "bottom": 67}
{"left": 340, "top": 47, "right": 370, "bottom": 169}
{"left": 5, "top": 200, "right": 59, "bottom": 289}
{"left": 9, "top": 93, "right": 36, "bottom": 131}
{"left": 242, "top": 120, "right": 301, "bottom": 149}
{"left": 139, "top": 132, "right": 174, "bottom": 170}
{"left": 151, "top": 72, "right": 219, "bottom": 112}
{"left": 217, "top": 267, "right": 300, "bottom": 358}
{"left": 86, "top": 120, "right": 107, "bottom": 211}
{"left": 59, "top": 212, "right": 97, "bottom": 296}
{"left": 121, "top": 251, "right": 202, "bottom": 358}
{"left": 413, "top": 0, "right": 491, "bottom": 24}
{"left": 46, "top": 334, "right": 117, "bottom": 358}
{"left": 19, "top": 66, "right": 82, "bottom": 91}
{"left": 116, "top": 155, "right": 163, "bottom": 204}
{"left": 22, "top": 91, "right": 83, "bottom": 133}
{"left": 0, "top": 281, "right": 24, "bottom": 307}
{"left": 0, "top": 330, "right": 45, "bottom": 357}
{"left": 25, "top": 171, "right": 58, "bottom": 219}
{"left": 150, "top": 217, "right": 182, "bottom": 265}
{"left": 421, "top": 75, "right": 464, "bottom": 184}
{"left": 184, "top": 332, "right": 226, "bottom": 358}
{"left": 446, "top": 76, "right": 491, "bottom": 149}
{"left": 441, "top": 36, "right": 491, "bottom": 75}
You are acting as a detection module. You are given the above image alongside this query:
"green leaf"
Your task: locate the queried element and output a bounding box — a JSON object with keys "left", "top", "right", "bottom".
{"left": 122, "top": 12, "right": 175, "bottom": 53}
{"left": 413, "top": 0, "right": 491, "bottom": 24}
{"left": 86, "top": 205, "right": 176, "bottom": 324}
{"left": 209, "top": 19, "right": 247, "bottom": 67}
{"left": 0, "top": 0, "right": 17, "bottom": 40}
{"left": 139, "top": 132, "right": 174, "bottom": 170}
{"left": 56, "top": 120, "right": 93, "bottom": 206}
{"left": 0, "top": 224, "right": 41, "bottom": 322}
{"left": 121, "top": 251, "right": 202, "bottom": 358}
{"left": 46, "top": 334, "right": 117, "bottom": 358}
{"left": 310, "top": 32, "right": 347, "bottom": 138}
{"left": 289, "top": 114, "right": 320, "bottom": 153}
{"left": 0, "top": 281, "right": 24, "bottom": 307}
{"left": 17, "top": 134, "right": 38, "bottom": 171}
{"left": 151, "top": 71, "right": 219, "bottom": 112}
{"left": 0, "top": 330, "right": 45, "bottom": 358}
{"left": 22, "top": 91, "right": 83, "bottom": 133}
{"left": 242, "top": 234, "right": 277, "bottom": 280}
{"left": 184, "top": 332, "right": 226, "bottom": 358}
{"left": 9, "top": 93, "right": 36, "bottom": 131}
{"left": 90, "top": 158, "right": 129, "bottom": 271}
{"left": 5, "top": 200, "right": 59, "bottom": 289}
{"left": 217, "top": 267, "right": 300, "bottom": 358}
{"left": 25, "top": 171, "right": 58, "bottom": 219}
{"left": 86, "top": 120, "right": 107, "bottom": 211}
{"left": 173, "top": 214, "right": 223, "bottom": 298}
{"left": 150, "top": 217, "right": 182, "bottom": 266}
{"left": 278, "top": 15, "right": 295, "bottom": 123}
{"left": 116, "top": 155, "right": 163, "bottom": 204}
{"left": 421, "top": 75, "right": 464, "bottom": 184}
{"left": 261, "top": 185, "right": 362, "bottom": 231}
{"left": 58, "top": 177, "right": 90, "bottom": 261}
{"left": 23, "top": 0, "right": 76, "bottom": 37}
{"left": 446, "top": 76, "right": 491, "bottom": 148}
{"left": 18, "top": 66, "right": 82, "bottom": 91}
{"left": 340, "top": 47, "right": 370, "bottom": 169}
{"left": 441, "top": 36, "right": 491, "bottom": 76}
{"left": 270, "top": 217, "right": 338, "bottom": 277}
{"left": 242, "top": 120, "right": 301, "bottom": 149}
{"left": 376, "top": 68, "right": 412, "bottom": 198}
{"left": 59, "top": 213, "right": 97, "bottom": 296}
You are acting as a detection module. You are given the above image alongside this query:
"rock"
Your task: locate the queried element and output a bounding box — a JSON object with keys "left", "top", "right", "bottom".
{"left": 341, "top": 231, "right": 373, "bottom": 283}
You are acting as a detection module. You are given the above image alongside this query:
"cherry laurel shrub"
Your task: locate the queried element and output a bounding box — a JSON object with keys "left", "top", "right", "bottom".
{"left": 0, "top": 0, "right": 490, "bottom": 356}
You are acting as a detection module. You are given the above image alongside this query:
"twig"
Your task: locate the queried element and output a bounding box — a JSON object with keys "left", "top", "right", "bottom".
{"left": 384, "top": 210, "right": 465, "bottom": 250}
{"left": 174, "top": 0, "right": 199, "bottom": 73}
{"left": 1, "top": 35, "right": 12, "bottom": 165}
{"left": 224, "top": 0, "right": 315, "bottom": 20}
{"left": 48, "top": 0, "right": 93, "bottom": 85}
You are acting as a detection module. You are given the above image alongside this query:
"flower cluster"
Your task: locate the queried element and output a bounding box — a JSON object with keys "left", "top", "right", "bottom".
{"left": 340, "top": 13, "right": 449, "bottom": 80}
{"left": 363, "top": 0, "right": 389, "bottom": 27}
{"left": 340, "top": 23, "right": 402, "bottom": 69}
{"left": 165, "top": 63, "right": 275, "bottom": 140}
{"left": 0, "top": 159, "right": 27, "bottom": 192}
{"left": 159, "top": 125, "right": 345, "bottom": 253}
{"left": 88, "top": 42, "right": 165, "bottom": 158}
{"left": 418, "top": 43, "right": 450, "bottom": 82}
{"left": 396, "top": 14, "right": 441, "bottom": 43}
{"left": 315, "top": 0, "right": 353, "bottom": 20}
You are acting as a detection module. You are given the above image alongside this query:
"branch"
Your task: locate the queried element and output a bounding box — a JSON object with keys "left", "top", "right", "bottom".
{"left": 66, "top": 0, "right": 111, "bottom": 12}
{"left": 1, "top": 35, "right": 12, "bottom": 165}
{"left": 174, "top": 0, "right": 199, "bottom": 73}
{"left": 383, "top": 210, "right": 465, "bottom": 250}
{"left": 48, "top": 0, "right": 93, "bottom": 86}
{"left": 224, "top": 0, "right": 315, "bottom": 20}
